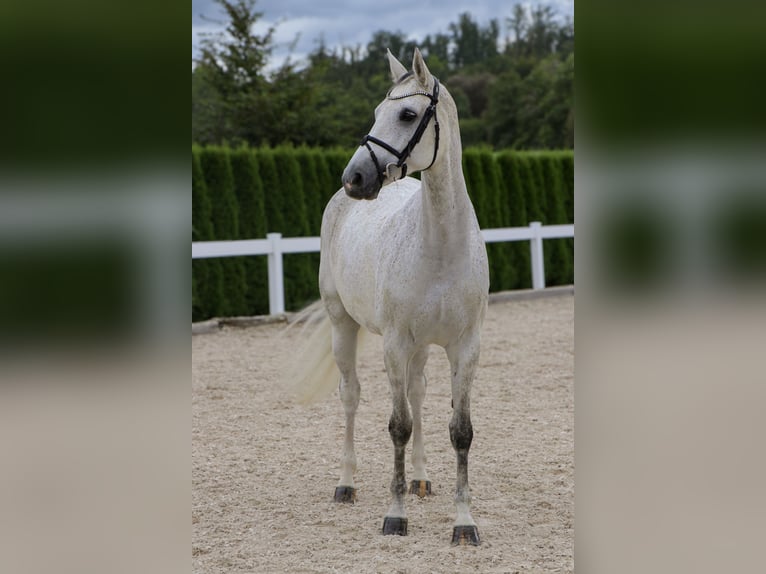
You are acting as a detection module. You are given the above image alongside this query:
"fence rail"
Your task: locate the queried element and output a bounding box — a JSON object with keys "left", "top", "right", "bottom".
{"left": 192, "top": 221, "right": 574, "bottom": 315}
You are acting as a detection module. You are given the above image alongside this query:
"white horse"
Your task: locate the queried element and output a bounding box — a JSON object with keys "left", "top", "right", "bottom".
{"left": 294, "top": 48, "right": 489, "bottom": 545}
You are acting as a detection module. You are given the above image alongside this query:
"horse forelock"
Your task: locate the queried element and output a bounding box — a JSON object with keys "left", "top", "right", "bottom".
{"left": 388, "top": 72, "right": 435, "bottom": 100}
{"left": 394, "top": 71, "right": 413, "bottom": 85}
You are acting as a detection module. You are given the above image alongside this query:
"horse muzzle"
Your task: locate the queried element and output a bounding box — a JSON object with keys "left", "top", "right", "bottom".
{"left": 342, "top": 162, "right": 382, "bottom": 200}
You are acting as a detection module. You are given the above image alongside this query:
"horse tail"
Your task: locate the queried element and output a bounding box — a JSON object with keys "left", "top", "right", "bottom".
{"left": 283, "top": 300, "right": 372, "bottom": 404}
{"left": 276, "top": 300, "right": 330, "bottom": 403}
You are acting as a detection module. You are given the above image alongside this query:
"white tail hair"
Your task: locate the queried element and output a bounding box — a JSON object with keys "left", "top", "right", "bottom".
{"left": 282, "top": 300, "right": 369, "bottom": 404}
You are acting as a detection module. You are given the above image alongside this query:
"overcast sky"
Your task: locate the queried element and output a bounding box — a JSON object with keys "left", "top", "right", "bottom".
{"left": 192, "top": 0, "right": 574, "bottom": 70}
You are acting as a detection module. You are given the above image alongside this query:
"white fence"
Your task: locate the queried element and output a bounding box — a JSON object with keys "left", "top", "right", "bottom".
{"left": 192, "top": 221, "right": 574, "bottom": 315}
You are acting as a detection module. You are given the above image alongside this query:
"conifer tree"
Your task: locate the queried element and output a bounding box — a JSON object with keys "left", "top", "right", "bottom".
{"left": 230, "top": 146, "right": 269, "bottom": 314}
{"left": 295, "top": 147, "right": 323, "bottom": 235}
{"left": 199, "top": 146, "right": 248, "bottom": 316}
{"left": 256, "top": 148, "right": 284, "bottom": 234}
{"left": 540, "top": 154, "right": 573, "bottom": 285}
{"left": 192, "top": 148, "right": 225, "bottom": 320}
{"left": 295, "top": 147, "right": 323, "bottom": 293}
{"left": 481, "top": 152, "right": 514, "bottom": 290}
{"left": 561, "top": 152, "right": 574, "bottom": 223}
{"left": 463, "top": 149, "right": 500, "bottom": 288}
{"left": 311, "top": 148, "right": 336, "bottom": 219}
{"left": 498, "top": 152, "right": 531, "bottom": 288}
{"left": 272, "top": 147, "right": 317, "bottom": 309}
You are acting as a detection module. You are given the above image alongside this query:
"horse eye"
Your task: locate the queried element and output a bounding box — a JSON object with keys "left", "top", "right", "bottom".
{"left": 399, "top": 109, "right": 417, "bottom": 122}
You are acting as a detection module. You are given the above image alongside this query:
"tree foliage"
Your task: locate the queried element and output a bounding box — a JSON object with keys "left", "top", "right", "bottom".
{"left": 192, "top": 147, "right": 225, "bottom": 321}
{"left": 192, "top": 2, "right": 574, "bottom": 150}
{"left": 198, "top": 146, "right": 248, "bottom": 316}
{"left": 229, "top": 147, "right": 269, "bottom": 314}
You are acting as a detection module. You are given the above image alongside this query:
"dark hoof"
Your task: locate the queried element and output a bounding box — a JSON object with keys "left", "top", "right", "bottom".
{"left": 333, "top": 486, "right": 356, "bottom": 503}
{"left": 409, "top": 480, "right": 432, "bottom": 498}
{"left": 451, "top": 525, "right": 480, "bottom": 546}
{"left": 382, "top": 516, "right": 408, "bottom": 536}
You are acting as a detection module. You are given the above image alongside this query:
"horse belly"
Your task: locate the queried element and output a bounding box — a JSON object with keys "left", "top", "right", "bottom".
{"left": 405, "top": 278, "right": 487, "bottom": 347}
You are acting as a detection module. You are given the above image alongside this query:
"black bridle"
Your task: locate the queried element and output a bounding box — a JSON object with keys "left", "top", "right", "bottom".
{"left": 359, "top": 75, "right": 440, "bottom": 185}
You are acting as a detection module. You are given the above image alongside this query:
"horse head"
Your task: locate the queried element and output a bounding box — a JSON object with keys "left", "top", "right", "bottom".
{"left": 342, "top": 48, "right": 444, "bottom": 200}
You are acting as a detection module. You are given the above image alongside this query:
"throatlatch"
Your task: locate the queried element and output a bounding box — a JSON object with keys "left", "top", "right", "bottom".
{"left": 359, "top": 75, "right": 441, "bottom": 185}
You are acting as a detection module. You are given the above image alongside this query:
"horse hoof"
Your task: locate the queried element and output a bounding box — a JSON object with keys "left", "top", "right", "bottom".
{"left": 409, "top": 480, "right": 432, "bottom": 498}
{"left": 451, "top": 525, "right": 480, "bottom": 546}
{"left": 333, "top": 486, "right": 356, "bottom": 504}
{"left": 382, "top": 516, "right": 408, "bottom": 536}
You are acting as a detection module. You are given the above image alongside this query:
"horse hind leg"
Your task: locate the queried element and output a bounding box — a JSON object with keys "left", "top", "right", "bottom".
{"left": 407, "top": 347, "right": 432, "bottom": 498}
{"left": 447, "top": 333, "right": 482, "bottom": 546}
{"left": 329, "top": 308, "right": 361, "bottom": 504}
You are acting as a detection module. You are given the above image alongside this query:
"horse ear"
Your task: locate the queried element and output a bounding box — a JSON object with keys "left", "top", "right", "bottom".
{"left": 412, "top": 47, "right": 431, "bottom": 87}
{"left": 387, "top": 49, "right": 408, "bottom": 83}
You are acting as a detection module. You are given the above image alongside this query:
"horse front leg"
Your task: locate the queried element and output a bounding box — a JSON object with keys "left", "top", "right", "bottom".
{"left": 382, "top": 338, "right": 413, "bottom": 536}
{"left": 447, "top": 332, "right": 481, "bottom": 545}
{"left": 329, "top": 308, "right": 361, "bottom": 503}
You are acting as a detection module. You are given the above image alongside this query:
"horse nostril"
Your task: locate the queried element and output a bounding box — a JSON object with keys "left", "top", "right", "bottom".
{"left": 342, "top": 170, "right": 368, "bottom": 198}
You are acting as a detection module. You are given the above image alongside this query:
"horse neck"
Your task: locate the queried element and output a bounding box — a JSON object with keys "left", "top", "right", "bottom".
{"left": 418, "top": 128, "right": 474, "bottom": 252}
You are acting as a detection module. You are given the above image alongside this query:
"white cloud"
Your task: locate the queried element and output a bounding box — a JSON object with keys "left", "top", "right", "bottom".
{"left": 192, "top": 0, "right": 575, "bottom": 70}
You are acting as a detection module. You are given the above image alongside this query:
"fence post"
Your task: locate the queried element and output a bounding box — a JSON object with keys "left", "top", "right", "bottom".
{"left": 267, "top": 233, "right": 285, "bottom": 315}
{"left": 529, "top": 221, "right": 545, "bottom": 290}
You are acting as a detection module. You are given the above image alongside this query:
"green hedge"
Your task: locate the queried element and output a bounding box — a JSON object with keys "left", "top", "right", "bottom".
{"left": 230, "top": 147, "right": 268, "bottom": 315}
{"left": 192, "top": 147, "right": 224, "bottom": 320}
{"left": 192, "top": 146, "right": 573, "bottom": 320}
{"left": 198, "top": 146, "right": 248, "bottom": 317}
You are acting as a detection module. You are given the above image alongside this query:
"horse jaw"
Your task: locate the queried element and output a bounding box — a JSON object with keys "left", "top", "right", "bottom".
{"left": 387, "top": 49, "right": 408, "bottom": 82}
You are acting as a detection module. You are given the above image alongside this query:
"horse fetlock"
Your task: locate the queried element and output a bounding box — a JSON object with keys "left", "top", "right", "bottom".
{"left": 454, "top": 486, "right": 472, "bottom": 506}
{"left": 391, "top": 477, "right": 409, "bottom": 497}
{"left": 341, "top": 452, "right": 357, "bottom": 473}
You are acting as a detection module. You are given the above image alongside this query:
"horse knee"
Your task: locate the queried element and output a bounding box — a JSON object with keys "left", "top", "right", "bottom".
{"left": 449, "top": 414, "right": 473, "bottom": 452}
{"left": 407, "top": 376, "right": 427, "bottom": 405}
{"left": 389, "top": 413, "right": 412, "bottom": 446}
{"left": 339, "top": 377, "right": 360, "bottom": 410}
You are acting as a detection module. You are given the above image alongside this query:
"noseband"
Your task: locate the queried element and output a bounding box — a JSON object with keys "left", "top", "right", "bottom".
{"left": 359, "top": 75, "right": 440, "bottom": 185}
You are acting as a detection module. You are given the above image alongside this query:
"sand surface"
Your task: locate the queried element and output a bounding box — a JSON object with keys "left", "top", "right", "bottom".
{"left": 193, "top": 295, "right": 573, "bottom": 573}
